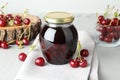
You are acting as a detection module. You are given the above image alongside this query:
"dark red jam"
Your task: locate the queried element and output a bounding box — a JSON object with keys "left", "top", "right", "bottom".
{"left": 40, "top": 24, "right": 78, "bottom": 65}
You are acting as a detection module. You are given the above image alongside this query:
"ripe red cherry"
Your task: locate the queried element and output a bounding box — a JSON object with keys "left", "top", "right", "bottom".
{"left": 15, "top": 15, "right": 22, "bottom": 20}
{"left": 23, "top": 18, "right": 31, "bottom": 25}
{"left": 14, "top": 19, "right": 22, "bottom": 26}
{"left": 114, "top": 26, "right": 120, "bottom": 32}
{"left": 76, "top": 57, "right": 84, "bottom": 62}
{"left": 0, "top": 19, "right": 6, "bottom": 27}
{"left": 69, "top": 59, "right": 79, "bottom": 68}
{"left": 16, "top": 40, "right": 23, "bottom": 45}
{"left": 80, "top": 49, "right": 89, "bottom": 57}
{"left": 118, "top": 20, "right": 120, "bottom": 26}
{"left": 16, "top": 40, "right": 20, "bottom": 45}
{"left": 18, "top": 52, "right": 27, "bottom": 62}
{"left": 96, "top": 25, "right": 102, "bottom": 31}
{"left": 108, "top": 32, "right": 115, "bottom": 38}
{"left": 79, "top": 59, "right": 88, "bottom": 68}
{"left": 98, "top": 15, "right": 104, "bottom": 22}
{"left": 0, "top": 41, "right": 8, "bottom": 49}
{"left": 22, "top": 38, "right": 29, "bottom": 45}
{"left": 97, "top": 26, "right": 106, "bottom": 34}
{"left": 101, "top": 19, "right": 108, "bottom": 25}
{"left": 5, "top": 14, "right": 13, "bottom": 21}
{"left": 104, "top": 37, "right": 112, "bottom": 43}
{"left": 35, "top": 57, "right": 45, "bottom": 66}
{"left": 106, "top": 18, "right": 111, "bottom": 25}
{"left": 113, "top": 32, "right": 119, "bottom": 40}
{"left": 106, "top": 26, "right": 114, "bottom": 33}
{"left": 111, "top": 18, "right": 118, "bottom": 26}
{"left": 99, "top": 34, "right": 105, "bottom": 41}
{"left": 0, "top": 14, "right": 4, "bottom": 19}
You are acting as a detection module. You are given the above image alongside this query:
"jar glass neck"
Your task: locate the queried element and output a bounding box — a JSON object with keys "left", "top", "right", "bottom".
{"left": 46, "top": 23, "right": 72, "bottom": 27}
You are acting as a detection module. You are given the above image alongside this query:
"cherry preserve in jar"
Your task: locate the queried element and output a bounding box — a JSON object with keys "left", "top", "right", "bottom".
{"left": 40, "top": 12, "right": 78, "bottom": 65}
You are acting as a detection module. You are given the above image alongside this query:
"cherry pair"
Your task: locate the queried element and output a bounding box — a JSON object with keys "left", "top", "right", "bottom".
{"left": 18, "top": 52, "right": 45, "bottom": 66}
{"left": 16, "top": 38, "right": 29, "bottom": 46}
{"left": 69, "top": 49, "right": 89, "bottom": 68}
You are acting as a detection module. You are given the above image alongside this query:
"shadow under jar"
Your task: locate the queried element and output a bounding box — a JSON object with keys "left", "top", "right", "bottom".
{"left": 39, "top": 12, "right": 78, "bottom": 65}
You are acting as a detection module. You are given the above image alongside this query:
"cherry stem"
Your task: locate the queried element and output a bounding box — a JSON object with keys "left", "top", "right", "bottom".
{"left": 19, "top": 26, "right": 29, "bottom": 40}
{"left": 110, "top": 6, "right": 115, "bottom": 13}
{"left": 27, "top": 24, "right": 31, "bottom": 40}
{"left": 74, "top": 40, "right": 81, "bottom": 61}
{"left": 7, "top": 40, "right": 16, "bottom": 44}
{"left": 96, "top": 12, "right": 98, "bottom": 18}
{"left": 109, "top": 20, "right": 112, "bottom": 26}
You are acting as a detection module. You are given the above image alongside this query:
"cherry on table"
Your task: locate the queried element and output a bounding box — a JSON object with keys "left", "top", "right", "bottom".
{"left": 35, "top": 57, "right": 45, "bottom": 66}
{"left": 80, "top": 49, "right": 89, "bottom": 57}
{"left": 0, "top": 41, "right": 8, "bottom": 49}
{"left": 22, "top": 38, "right": 29, "bottom": 45}
{"left": 18, "top": 52, "right": 27, "bottom": 62}
{"left": 69, "top": 59, "right": 79, "bottom": 68}
{"left": 79, "top": 59, "right": 88, "bottom": 68}
{"left": 16, "top": 40, "right": 20, "bottom": 45}
{"left": 16, "top": 40, "right": 23, "bottom": 45}
{"left": 76, "top": 57, "right": 84, "bottom": 62}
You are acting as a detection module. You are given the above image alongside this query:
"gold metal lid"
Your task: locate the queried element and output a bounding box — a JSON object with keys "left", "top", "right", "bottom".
{"left": 44, "top": 12, "right": 74, "bottom": 24}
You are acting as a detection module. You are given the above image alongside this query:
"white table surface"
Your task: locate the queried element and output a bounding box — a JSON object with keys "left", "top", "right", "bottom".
{"left": 0, "top": 13, "right": 120, "bottom": 80}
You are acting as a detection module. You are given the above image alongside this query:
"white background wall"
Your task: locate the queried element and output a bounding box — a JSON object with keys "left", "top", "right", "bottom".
{"left": 0, "top": 0, "right": 120, "bottom": 16}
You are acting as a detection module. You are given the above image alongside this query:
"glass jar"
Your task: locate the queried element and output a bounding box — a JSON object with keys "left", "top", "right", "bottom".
{"left": 39, "top": 12, "right": 78, "bottom": 65}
